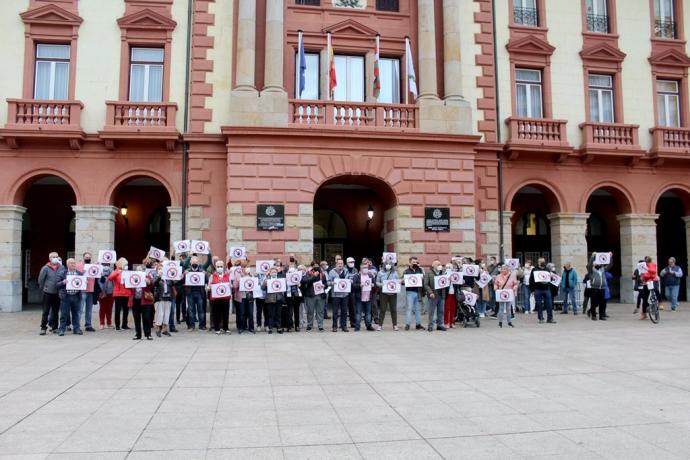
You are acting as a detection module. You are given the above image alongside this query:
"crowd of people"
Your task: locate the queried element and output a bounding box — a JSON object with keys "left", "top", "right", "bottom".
{"left": 36, "top": 248, "right": 684, "bottom": 339}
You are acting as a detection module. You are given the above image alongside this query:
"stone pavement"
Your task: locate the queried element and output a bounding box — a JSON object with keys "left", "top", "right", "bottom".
{"left": 1, "top": 304, "right": 690, "bottom": 459}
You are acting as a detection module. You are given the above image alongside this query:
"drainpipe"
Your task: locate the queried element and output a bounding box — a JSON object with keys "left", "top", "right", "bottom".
{"left": 491, "top": 0, "right": 505, "bottom": 262}
{"left": 181, "top": 0, "right": 193, "bottom": 239}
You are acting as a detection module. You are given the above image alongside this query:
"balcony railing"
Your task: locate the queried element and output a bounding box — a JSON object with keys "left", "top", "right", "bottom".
{"left": 581, "top": 122, "right": 639, "bottom": 146}
{"left": 105, "top": 101, "right": 177, "bottom": 130}
{"left": 650, "top": 126, "right": 690, "bottom": 158}
{"left": 655, "top": 19, "right": 676, "bottom": 38}
{"left": 289, "top": 100, "right": 418, "bottom": 130}
{"left": 586, "top": 14, "right": 609, "bottom": 33}
{"left": 513, "top": 7, "right": 538, "bottom": 27}
{"left": 506, "top": 117, "right": 567, "bottom": 144}
{"left": 6, "top": 99, "right": 83, "bottom": 130}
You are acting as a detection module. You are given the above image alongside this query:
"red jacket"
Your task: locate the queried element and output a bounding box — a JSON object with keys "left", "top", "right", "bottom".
{"left": 108, "top": 269, "right": 133, "bottom": 301}
{"left": 641, "top": 262, "right": 657, "bottom": 283}
{"left": 210, "top": 272, "right": 231, "bottom": 300}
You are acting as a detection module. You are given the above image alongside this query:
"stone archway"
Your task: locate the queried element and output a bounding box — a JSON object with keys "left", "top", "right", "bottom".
{"left": 655, "top": 187, "right": 690, "bottom": 301}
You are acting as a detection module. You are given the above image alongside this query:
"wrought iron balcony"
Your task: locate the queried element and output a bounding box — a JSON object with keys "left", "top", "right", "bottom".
{"left": 513, "top": 7, "right": 538, "bottom": 27}
{"left": 655, "top": 19, "right": 676, "bottom": 39}
{"left": 586, "top": 14, "right": 609, "bottom": 33}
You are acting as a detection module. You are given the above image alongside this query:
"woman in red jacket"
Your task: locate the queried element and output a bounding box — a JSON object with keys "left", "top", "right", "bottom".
{"left": 209, "top": 259, "right": 232, "bottom": 334}
{"left": 131, "top": 262, "right": 155, "bottom": 340}
{"left": 640, "top": 256, "right": 663, "bottom": 319}
{"left": 108, "top": 258, "right": 132, "bottom": 330}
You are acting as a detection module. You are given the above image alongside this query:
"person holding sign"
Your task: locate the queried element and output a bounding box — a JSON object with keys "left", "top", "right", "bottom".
{"left": 209, "top": 259, "right": 232, "bottom": 334}
{"left": 587, "top": 252, "right": 613, "bottom": 321}
{"left": 352, "top": 263, "right": 375, "bottom": 332}
{"left": 559, "top": 262, "right": 579, "bottom": 315}
{"left": 130, "top": 264, "right": 155, "bottom": 341}
{"left": 97, "top": 263, "right": 115, "bottom": 329}
{"left": 152, "top": 265, "right": 174, "bottom": 337}
{"left": 402, "top": 257, "right": 425, "bottom": 331}
{"left": 263, "top": 266, "right": 286, "bottom": 334}
{"left": 424, "top": 260, "right": 448, "bottom": 332}
{"left": 376, "top": 261, "right": 399, "bottom": 331}
{"left": 328, "top": 259, "right": 350, "bottom": 332}
{"left": 55, "top": 258, "right": 84, "bottom": 336}
{"left": 184, "top": 256, "right": 209, "bottom": 331}
{"left": 304, "top": 262, "right": 327, "bottom": 332}
{"left": 107, "top": 258, "right": 132, "bottom": 331}
{"left": 494, "top": 266, "right": 518, "bottom": 328}
{"left": 528, "top": 257, "right": 556, "bottom": 324}
{"left": 640, "top": 256, "right": 662, "bottom": 320}
{"left": 75, "top": 252, "right": 97, "bottom": 332}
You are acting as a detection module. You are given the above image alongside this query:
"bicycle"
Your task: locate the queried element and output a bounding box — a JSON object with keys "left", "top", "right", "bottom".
{"left": 647, "top": 289, "right": 660, "bottom": 324}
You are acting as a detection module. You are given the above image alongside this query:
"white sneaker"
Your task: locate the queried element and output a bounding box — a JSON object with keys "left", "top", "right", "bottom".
{"left": 479, "top": 313, "right": 485, "bottom": 318}
{"left": 215, "top": 330, "right": 221, "bottom": 335}
{"left": 393, "top": 325, "right": 399, "bottom": 331}
{"left": 376, "top": 325, "right": 382, "bottom": 331}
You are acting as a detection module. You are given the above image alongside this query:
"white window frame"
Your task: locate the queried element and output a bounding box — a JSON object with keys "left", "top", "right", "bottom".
{"left": 656, "top": 0, "right": 675, "bottom": 21}
{"left": 378, "top": 57, "right": 401, "bottom": 104}
{"left": 515, "top": 0, "right": 537, "bottom": 8}
{"left": 515, "top": 68, "right": 543, "bottom": 119}
{"left": 588, "top": 74, "right": 615, "bottom": 123}
{"left": 657, "top": 79, "right": 681, "bottom": 127}
{"left": 34, "top": 44, "right": 70, "bottom": 100}
{"left": 333, "top": 55, "right": 365, "bottom": 102}
{"left": 586, "top": 0, "right": 607, "bottom": 15}
{"left": 129, "top": 48, "right": 164, "bottom": 103}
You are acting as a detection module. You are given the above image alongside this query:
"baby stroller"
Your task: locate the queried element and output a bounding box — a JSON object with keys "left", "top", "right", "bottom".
{"left": 456, "top": 288, "right": 480, "bottom": 328}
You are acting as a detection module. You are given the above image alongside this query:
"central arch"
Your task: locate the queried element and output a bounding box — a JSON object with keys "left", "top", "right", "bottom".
{"left": 313, "top": 174, "right": 397, "bottom": 265}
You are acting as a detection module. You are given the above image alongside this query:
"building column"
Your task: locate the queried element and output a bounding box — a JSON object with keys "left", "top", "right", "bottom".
{"left": 72, "top": 206, "right": 118, "bottom": 260}
{"left": 501, "top": 211, "right": 514, "bottom": 259}
{"left": 618, "top": 213, "right": 659, "bottom": 304}
{"left": 168, "top": 206, "right": 182, "bottom": 256}
{"left": 681, "top": 216, "right": 690, "bottom": 302}
{"left": 0, "top": 205, "right": 26, "bottom": 312}
{"left": 262, "top": 0, "right": 284, "bottom": 93}
{"left": 548, "top": 213, "right": 590, "bottom": 278}
{"left": 442, "top": 0, "right": 463, "bottom": 102}
{"left": 417, "top": 0, "right": 439, "bottom": 100}
{"left": 235, "top": 0, "right": 256, "bottom": 91}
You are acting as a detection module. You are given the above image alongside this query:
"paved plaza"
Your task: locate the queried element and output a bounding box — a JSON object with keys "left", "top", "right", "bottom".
{"left": 1, "top": 304, "right": 690, "bottom": 459}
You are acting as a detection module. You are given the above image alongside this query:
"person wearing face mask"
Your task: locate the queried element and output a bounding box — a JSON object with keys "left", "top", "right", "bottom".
{"left": 152, "top": 262, "right": 174, "bottom": 337}
{"left": 184, "top": 256, "right": 209, "bottom": 331}
{"left": 528, "top": 257, "right": 556, "bottom": 324}
{"left": 328, "top": 259, "right": 350, "bottom": 332}
{"left": 518, "top": 260, "right": 533, "bottom": 313}
{"left": 108, "top": 258, "right": 132, "bottom": 330}
{"left": 443, "top": 262, "right": 457, "bottom": 329}
{"left": 74, "top": 252, "right": 97, "bottom": 332}
{"left": 234, "top": 263, "right": 256, "bottom": 334}
{"left": 424, "top": 260, "right": 448, "bottom": 331}
{"left": 344, "top": 257, "right": 358, "bottom": 329}
{"left": 263, "top": 267, "right": 285, "bottom": 334}
{"left": 38, "top": 252, "right": 63, "bottom": 335}
{"left": 254, "top": 267, "right": 267, "bottom": 332}
{"left": 402, "top": 257, "right": 425, "bottom": 330}
{"left": 284, "top": 261, "right": 303, "bottom": 332}
{"left": 182, "top": 250, "right": 213, "bottom": 328}
{"left": 131, "top": 263, "right": 155, "bottom": 341}
{"left": 319, "top": 260, "right": 331, "bottom": 319}
{"left": 586, "top": 252, "right": 613, "bottom": 321}
{"left": 376, "top": 260, "right": 399, "bottom": 331}
{"left": 494, "top": 265, "right": 518, "bottom": 328}
{"left": 352, "top": 263, "right": 375, "bottom": 331}
{"left": 55, "top": 258, "right": 84, "bottom": 336}
{"left": 97, "top": 263, "right": 115, "bottom": 329}
{"left": 209, "top": 260, "right": 231, "bottom": 334}
{"left": 303, "top": 261, "right": 327, "bottom": 331}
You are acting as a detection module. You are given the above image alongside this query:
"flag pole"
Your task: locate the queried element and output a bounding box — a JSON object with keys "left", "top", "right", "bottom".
{"left": 405, "top": 36, "right": 409, "bottom": 105}
{"left": 327, "top": 32, "right": 332, "bottom": 101}
{"left": 297, "top": 30, "right": 303, "bottom": 100}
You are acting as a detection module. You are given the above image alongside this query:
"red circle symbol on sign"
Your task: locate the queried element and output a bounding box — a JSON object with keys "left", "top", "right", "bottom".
{"left": 103, "top": 253, "right": 112, "bottom": 262}
{"left": 387, "top": 281, "right": 396, "bottom": 290}
{"left": 217, "top": 285, "right": 227, "bottom": 295}
{"left": 244, "top": 280, "right": 253, "bottom": 290}
{"left": 500, "top": 291, "right": 510, "bottom": 301}
{"left": 73, "top": 278, "right": 82, "bottom": 288}
{"left": 195, "top": 242, "right": 205, "bottom": 252}
{"left": 233, "top": 249, "right": 242, "bottom": 258}
{"left": 131, "top": 275, "right": 140, "bottom": 285}
{"left": 88, "top": 266, "right": 99, "bottom": 276}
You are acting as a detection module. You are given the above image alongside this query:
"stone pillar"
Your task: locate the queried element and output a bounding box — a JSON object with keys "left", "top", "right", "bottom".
{"left": 684, "top": 216, "right": 690, "bottom": 302}
{"left": 72, "top": 206, "right": 118, "bottom": 261}
{"left": 417, "top": 0, "right": 438, "bottom": 100}
{"left": 235, "top": 0, "right": 256, "bottom": 91}
{"left": 548, "top": 213, "right": 590, "bottom": 278}
{"left": 618, "top": 214, "right": 659, "bottom": 304}
{"left": 0, "top": 205, "right": 26, "bottom": 312}
{"left": 501, "top": 211, "right": 515, "bottom": 259}
{"left": 263, "top": 0, "right": 284, "bottom": 93}
{"left": 285, "top": 203, "right": 313, "bottom": 264}
{"left": 168, "top": 206, "right": 182, "bottom": 255}
{"left": 442, "top": 0, "right": 463, "bottom": 101}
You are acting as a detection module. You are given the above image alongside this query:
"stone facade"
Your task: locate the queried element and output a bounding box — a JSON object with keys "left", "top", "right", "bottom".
{"left": 72, "top": 206, "right": 118, "bottom": 260}
{"left": 0, "top": 206, "right": 26, "bottom": 312}
{"left": 618, "top": 214, "right": 659, "bottom": 304}
{"left": 548, "top": 213, "right": 590, "bottom": 277}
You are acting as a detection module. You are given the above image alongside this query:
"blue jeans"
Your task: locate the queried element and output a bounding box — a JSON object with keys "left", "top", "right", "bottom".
{"left": 427, "top": 294, "right": 444, "bottom": 328}
{"left": 168, "top": 298, "right": 176, "bottom": 329}
{"left": 521, "top": 284, "right": 531, "bottom": 312}
{"left": 562, "top": 287, "right": 577, "bottom": 313}
{"left": 81, "top": 292, "right": 94, "bottom": 328}
{"left": 239, "top": 298, "right": 254, "bottom": 331}
{"left": 186, "top": 290, "right": 205, "bottom": 327}
{"left": 59, "top": 294, "right": 82, "bottom": 333}
{"left": 665, "top": 285, "right": 680, "bottom": 310}
{"left": 332, "top": 296, "right": 348, "bottom": 329}
{"left": 477, "top": 297, "right": 487, "bottom": 315}
{"left": 405, "top": 291, "right": 421, "bottom": 326}
{"left": 534, "top": 289, "right": 553, "bottom": 321}
{"left": 355, "top": 299, "right": 371, "bottom": 330}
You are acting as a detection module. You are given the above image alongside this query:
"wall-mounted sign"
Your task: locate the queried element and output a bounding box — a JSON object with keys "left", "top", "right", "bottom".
{"left": 257, "top": 204, "right": 285, "bottom": 231}
{"left": 424, "top": 207, "right": 450, "bottom": 232}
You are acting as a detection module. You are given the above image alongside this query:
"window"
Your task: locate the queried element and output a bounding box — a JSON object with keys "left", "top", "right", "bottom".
{"left": 515, "top": 69, "right": 543, "bottom": 118}
{"left": 515, "top": 213, "right": 548, "bottom": 236}
{"left": 586, "top": 0, "right": 609, "bottom": 33}
{"left": 378, "top": 58, "right": 400, "bottom": 104}
{"left": 333, "top": 55, "right": 364, "bottom": 102}
{"left": 588, "top": 74, "right": 614, "bottom": 123}
{"left": 657, "top": 80, "right": 681, "bottom": 127}
{"left": 129, "top": 48, "right": 164, "bottom": 102}
{"left": 376, "top": 0, "right": 399, "bottom": 11}
{"left": 295, "top": 52, "right": 320, "bottom": 100}
{"left": 34, "top": 44, "right": 70, "bottom": 100}
{"left": 513, "top": 0, "right": 538, "bottom": 27}
{"left": 295, "top": 0, "right": 320, "bottom": 5}
{"left": 654, "top": 0, "right": 676, "bottom": 38}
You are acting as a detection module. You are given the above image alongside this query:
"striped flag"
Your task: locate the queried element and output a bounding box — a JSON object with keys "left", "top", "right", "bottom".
{"left": 405, "top": 37, "right": 417, "bottom": 100}
{"left": 328, "top": 32, "right": 337, "bottom": 99}
{"left": 373, "top": 34, "right": 381, "bottom": 99}
{"left": 297, "top": 31, "right": 306, "bottom": 99}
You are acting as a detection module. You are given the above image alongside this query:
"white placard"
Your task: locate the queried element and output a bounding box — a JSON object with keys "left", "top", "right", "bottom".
{"left": 66, "top": 275, "right": 88, "bottom": 291}
{"left": 449, "top": 271, "right": 463, "bottom": 285}
{"left": 148, "top": 246, "right": 166, "bottom": 260}
{"left": 534, "top": 271, "right": 551, "bottom": 283}
{"left": 256, "top": 260, "right": 275, "bottom": 275}
{"left": 267, "top": 278, "right": 287, "bottom": 293}
{"left": 495, "top": 289, "right": 515, "bottom": 303}
{"left": 239, "top": 276, "right": 257, "bottom": 292}
{"left": 333, "top": 278, "right": 352, "bottom": 293}
{"left": 462, "top": 264, "right": 479, "bottom": 277}
{"left": 550, "top": 274, "right": 561, "bottom": 287}
{"left": 434, "top": 275, "right": 450, "bottom": 290}
{"left": 124, "top": 271, "right": 147, "bottom": 288}
{"left": 361, "top": 275, "right": 372, "bottom": 292}
{"left": 230, "top": 246, "right": 247, "bottom": 260}
{"left": 637, "top": 262, "right": 648, "bottom": 273}
{"left": 185, "top": 272, "right": 205, "bottom": 286}
{"left": 404, "top": 274, "right": 423, "bottom": 287}
{"left": 287, "top": 271, "right": 303, "bottom": 286}
{"left": 98, "top": 250, "right": 116, "bottom": 264}
{"left": 190, "top": 240, "right": 210, "bottom": 254}
{"left": 382, "top": 279, "right": 400, "bottom": 294}
{"left": 173, "top": 240, "right": 191, "bottom": 254}
{"left": 595, "top": 252, "right": 611, "bottom": 265}
{"left": 84, "top": 264, "right": 102, "bottom": 278}
{"left": 505, "top": 258, "right": 520, "bottom": 270}
{"left": 313, "top": 281, "right": 325, "bottom": 295}
{"left": 382, "top": 252, "right": 397, "bottom": 264}
{"left": 476, "top": 272, "right": 492, "bottom": 289}
{"left": 211, "top": 282, "right": 232, "bottom": 299}
{"left": 162, "top": 264, "right": 182, "bottom": 281}
{"left": 463, "top": 291, "right": 478, "bottom": 306}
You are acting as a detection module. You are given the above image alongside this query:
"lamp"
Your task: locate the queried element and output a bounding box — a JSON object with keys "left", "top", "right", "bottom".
{"left": 367, "top": 204, "right": 374, "bottom": 221}
{"left": 120, "top": 203, "right": 128, "bottom": 217}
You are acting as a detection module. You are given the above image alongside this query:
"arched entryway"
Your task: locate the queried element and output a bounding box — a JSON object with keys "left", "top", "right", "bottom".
{"left": 655, "top": 188, "right": 690, "bottom": 301}
{"left": 19, "top": 175, "right": 77, "bottom": 305}
{"left": 510, "top": 184, "right": 560, "bottom": 264}
{"left": 110, "top": 176, "right": 171, "bottom": 265}
{"left": 313, "top": 175, "right": 396, "bottom": 265}
{"left": 585, "top": 187, "right": 632, "bottom": 302}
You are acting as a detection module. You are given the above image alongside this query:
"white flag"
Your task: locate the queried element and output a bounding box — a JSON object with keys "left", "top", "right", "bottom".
{"left": 405, "top": 37, "right": 418, "bottom": 99}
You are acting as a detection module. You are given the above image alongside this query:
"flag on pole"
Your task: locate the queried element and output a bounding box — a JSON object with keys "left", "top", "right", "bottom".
{"left": 405, "top": 37, "right": 418, "bottom": 100}
{"left": 328, "top": 32, "right": 337, "bottom": 99}
{"left": 373, "top": 34, "right": 381, "bottom": 99}
{"left": 297, "top": 30, "right": 306, "bottom": 99}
